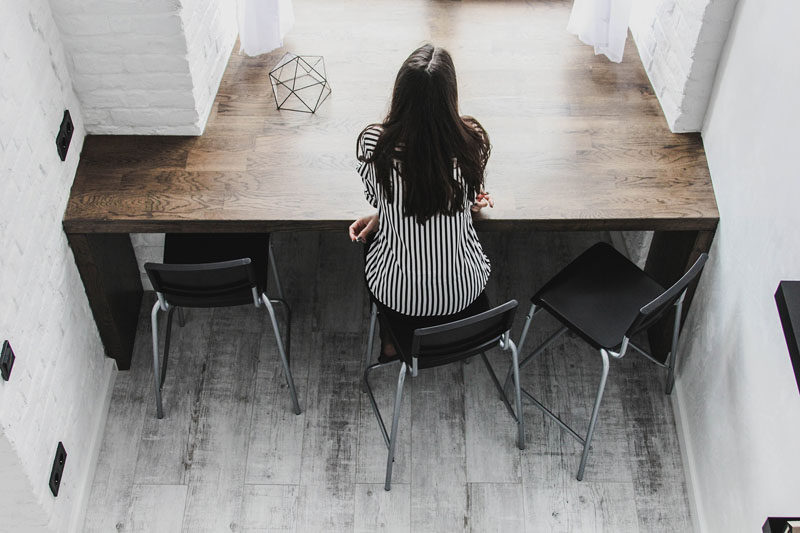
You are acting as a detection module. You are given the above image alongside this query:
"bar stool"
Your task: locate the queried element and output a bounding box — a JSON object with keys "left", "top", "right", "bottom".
{"left": 510, "top": 242, "right": 708, "bottom": 480}
{"left": 144, "top": 233, "right": 300, "bottom": 419}
{"left": 363, "top": 300, "right": 524, "bottom": 490}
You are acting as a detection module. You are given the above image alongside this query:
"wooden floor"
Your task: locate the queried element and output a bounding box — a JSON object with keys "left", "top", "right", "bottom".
{"left": 84, "top": 232, "right": 693, "bottom": 532}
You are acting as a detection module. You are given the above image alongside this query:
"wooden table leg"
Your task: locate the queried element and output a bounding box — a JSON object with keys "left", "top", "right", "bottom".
{"left": 645, "top": 229, "right": 716, "bottom": 361}
{"left": 67, "top": 233, "right": 143, "bottom": 370}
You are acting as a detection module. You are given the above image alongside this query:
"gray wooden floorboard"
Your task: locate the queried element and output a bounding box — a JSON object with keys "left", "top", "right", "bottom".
{"left": 464, "top": 354, "right": 521, "bottom": 483}
{"left": 84, "top": 231, "right": 694, "bottom": 532}
{"left": 134, "top": 307, "right": 214, "bottom": 485}
{"left": 238, "top": 484, "right": 298, "bottom": 532}
{"left": 83, "top": 304, "right": 152, "bottom": 532}
{"left": 127, "top": 484, "right": 188, "bottom": 533}
{"left": 180, "top": 307, "right": 260, "bottom": 532}
{"left": 622, "top": 355, "right": 693, "bottom": 532}
{"left": 410, "top": 363, "right": 469, "bottom": 532}
{"left": 466, "top": 482, "right": 525, "bottom": 533}
{"left": 354, "top": 483, "right": 411, "bottom": 533}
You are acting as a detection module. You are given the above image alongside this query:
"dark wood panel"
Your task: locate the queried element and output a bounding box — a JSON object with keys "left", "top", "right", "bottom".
{"left": 646, "top": 228, "right": 717, "bottom": 360}
{"left": 67, "top": 233, "right": 142, "bottom": 370}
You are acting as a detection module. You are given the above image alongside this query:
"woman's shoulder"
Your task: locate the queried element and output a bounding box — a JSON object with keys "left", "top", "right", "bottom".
{"left": 361, "top": 124, "right": 383, "bottom": 139}
{"left": 360, "top": 124, "right": 383, "bottom": 146}
{"left": 357, "top": 124, "right": 383, "bottom": 160}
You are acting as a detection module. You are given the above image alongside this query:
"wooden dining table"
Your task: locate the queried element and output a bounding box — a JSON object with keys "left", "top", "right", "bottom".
{"left": 62, "top": 0, "right": 719, "bottom": 370}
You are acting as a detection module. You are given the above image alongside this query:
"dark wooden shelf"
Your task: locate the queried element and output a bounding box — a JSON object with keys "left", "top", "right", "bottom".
{"left": 775, "top": 281, "right": 800, "bottom": 394}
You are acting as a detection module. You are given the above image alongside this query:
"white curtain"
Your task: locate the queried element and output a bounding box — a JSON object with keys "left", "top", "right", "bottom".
{"left": 237, "top": 0, "right": 294, "bottom": 56}
{"left": 567, "top": 0, "right": 632, "bottom": 63}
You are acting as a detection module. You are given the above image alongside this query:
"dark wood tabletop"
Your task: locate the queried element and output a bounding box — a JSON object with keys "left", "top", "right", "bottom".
{"left": 63, "top": 0, "right": 718, "bottom": 235}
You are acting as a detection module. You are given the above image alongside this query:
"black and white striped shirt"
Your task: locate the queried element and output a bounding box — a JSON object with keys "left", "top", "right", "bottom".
{"left": 358, "top": 126, "right": 491, "bottom": 316}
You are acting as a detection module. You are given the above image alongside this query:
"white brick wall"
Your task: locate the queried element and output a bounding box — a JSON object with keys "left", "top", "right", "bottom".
{"left": 0, "top": 0, "right": 116, "bottom": 531}
{"left": 630, "top": 0, "right": 738, "bottom": 132}
{"left": 183, "top": 0, "right": 238, "bottom": 131}
{"left": 49, "top": 0, "right": 236, "bottom": 135}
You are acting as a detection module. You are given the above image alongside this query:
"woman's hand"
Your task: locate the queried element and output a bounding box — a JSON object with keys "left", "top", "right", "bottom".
{"left": 471, "top": 192, "right": 494, "bottom": 212}
{"left": 349, "top": 212, "right": 379, "bottom": 242}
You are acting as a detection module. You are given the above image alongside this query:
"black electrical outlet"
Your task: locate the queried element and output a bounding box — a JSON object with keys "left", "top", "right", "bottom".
{"left": 1, "top": 340, "right": 14, "bottom": 381}
{"left": 56, "top": 110, "right": 74, "bottom": 161}
{"left": 49, "top": 442, "right": 67, "bottom": 497}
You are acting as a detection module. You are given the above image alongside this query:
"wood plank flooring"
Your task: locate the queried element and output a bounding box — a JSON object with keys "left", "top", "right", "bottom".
{"left": 84, "top": 231, "right": 693, "bottom": 532}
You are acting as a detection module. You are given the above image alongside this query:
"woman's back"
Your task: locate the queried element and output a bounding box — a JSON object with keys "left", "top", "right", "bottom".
{"left": 350, "top": 43, "right": 493, "bottom": 318}
{"left": 358, "top": 125, "right": 490, "bottom": 316}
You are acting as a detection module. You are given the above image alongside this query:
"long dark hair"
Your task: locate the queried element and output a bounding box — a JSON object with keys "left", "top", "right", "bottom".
{"left": 357, "top": 44, "right": 490, "bottom": 224}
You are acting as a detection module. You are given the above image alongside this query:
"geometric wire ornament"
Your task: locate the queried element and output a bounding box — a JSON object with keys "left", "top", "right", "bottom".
{"left": 269, "top": 53, "right": 332, "bottom": 113}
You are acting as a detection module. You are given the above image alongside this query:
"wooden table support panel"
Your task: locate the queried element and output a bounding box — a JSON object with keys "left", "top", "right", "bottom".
{"left": 645, "top": 229, "right": 717, "bottom": 361}
{"left": 68, "top": 233, "right": 142, "bottom": 370}
{"left": 65, "top": 226, "right": 716, "bottom": 370}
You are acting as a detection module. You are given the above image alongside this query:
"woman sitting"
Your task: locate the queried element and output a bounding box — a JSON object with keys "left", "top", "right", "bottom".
{"left": 349, "top": 43, "right": 494, "bottom": 360}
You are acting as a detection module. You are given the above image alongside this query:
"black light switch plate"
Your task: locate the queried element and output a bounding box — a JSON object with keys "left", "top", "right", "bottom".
{"left": 49, "top": 442, "right": 67, "bottom": 497}
{"left": 56, "top": 109, "right": 73, "bottom": 161}
{"left": 1, "top": 340, "right": 14, "bottom": 381}
{"left": 775, "top": 281, "right": 800, "bottom": 394}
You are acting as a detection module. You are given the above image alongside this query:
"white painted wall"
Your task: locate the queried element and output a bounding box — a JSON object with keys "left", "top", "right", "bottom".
{"left": 48, "top": 0, "right": 236, "bottom": 135}
{"left": 673, "top": 0, "right": 800, "bottom": 529}
{"left": 0, "top": 431, "right": 51, "bottom": 530}
{"left": 0, "top": 0, "right": 116, "bottom": 530}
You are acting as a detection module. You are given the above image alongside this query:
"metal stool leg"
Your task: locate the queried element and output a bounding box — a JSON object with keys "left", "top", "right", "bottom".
{"left": 362, "top": 303, "right": 378, "bottom": 392}
{"left": 507, "top": 338, "right": 525, "bottom": 450}
{"left": 268, "top": 297, "right": 292, "bottom": 365}
{"left": 161, "top": 306, "right": 175, "bottom": 388}
{"left": 267, "top": 242, "right": 292, "bottom": 364}
{"left": 385, "top": 362, "right": 407, "bottom": 491}
{"left": 503, "top": 309, "right": 566, "bottom": 396}
{"left": 268, "top": 241, "right": 285, "bottom": 301}
{"left": 666, "top": 297, "right": 684, "bottom": 395}
{"left": 517, "top": 303, "right": 537, "bottom": 355}
{"left": 150, "top": 301, "right": 164, "bottom": 419}
{"left": 481, "top": 351, "right": 516, "bottom": 420}
{"left": 577, "top": 348, "right": 610, "bottom": 480}
{"left": 261, "top": 294, "right": 301, "bottom": 415}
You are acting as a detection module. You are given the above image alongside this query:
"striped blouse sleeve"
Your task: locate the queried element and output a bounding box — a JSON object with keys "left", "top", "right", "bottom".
{"left": 357, "top": 129, "right": 379, "bottom": 208}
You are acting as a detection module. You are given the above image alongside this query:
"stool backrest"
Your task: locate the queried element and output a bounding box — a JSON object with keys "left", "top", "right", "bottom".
{"left": 626, "top": 253, "right": 709, "bottom": 338}
{"left": 145, "top": 259, "right": 258, "bottom": 308}
{"left": 410, "top": 300, "right": 518, "bottom": 368}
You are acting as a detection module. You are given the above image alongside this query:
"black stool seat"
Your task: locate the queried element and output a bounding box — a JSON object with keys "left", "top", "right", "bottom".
{"left": 164, "top": 233, "right": 270, "bottom": 294}
{"left": 533, "top": 242, "right": 664, "bottom": 351}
